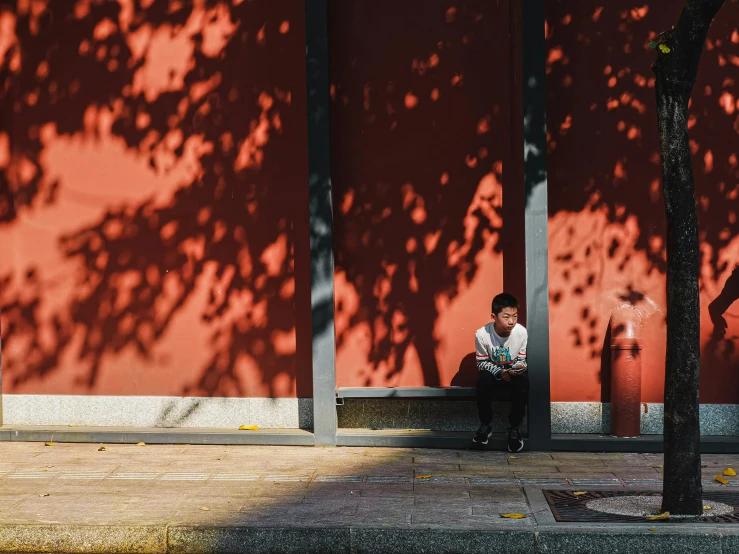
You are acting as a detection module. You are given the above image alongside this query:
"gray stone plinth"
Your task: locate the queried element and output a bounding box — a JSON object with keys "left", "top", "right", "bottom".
{"left": 337, "top": 399, "right": 527, "bottom": 432}
{"left": 551, "top": 402, "right": 739, "bottom": 436}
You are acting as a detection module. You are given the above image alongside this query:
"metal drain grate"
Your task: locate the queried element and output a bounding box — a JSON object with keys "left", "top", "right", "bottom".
{"left": 543, "top": 490, "right": 739, "bottom": 523}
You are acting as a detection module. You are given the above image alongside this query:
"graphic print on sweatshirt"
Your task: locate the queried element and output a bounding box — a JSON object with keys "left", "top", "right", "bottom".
{"left": 492, "top": 346, "right": 512, "bottom": 366}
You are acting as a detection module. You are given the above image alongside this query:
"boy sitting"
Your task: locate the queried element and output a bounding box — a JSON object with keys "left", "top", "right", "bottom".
{"left": 472, "top": 292, "right": 529, "bottom": 452}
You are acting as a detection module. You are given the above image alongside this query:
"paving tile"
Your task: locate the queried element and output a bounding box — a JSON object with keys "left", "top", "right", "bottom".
{"left": 412, "top": 504, "right": 473, "bottom": 519}
{"left": 568, "top": 478, "right": 622, "bottom": 486}
{"left": 471, "top": 502, "right": 531, "bottom": 516}
{"left": 467, "top": 476, "right": 518, "bottom": 485}
{"left": 623, "top": 479, "right": 662, "bottom": 486}
{"left": 358, "top": 488, "right": 415, "bottom": 498}
{"left": 364, "top": 476, "right": 413, "bottom": 484}
{"left": 518, "top": 478, "right": 568, "bottom": 486}
{"left": 466, "top": 486, "right": 526, "bottom": 500}
{"left": 413, "top": 476, "right": 466, "bottom": 485}
{"left": 413, "top": 496, "right": 470, "bottom": 507}
{"left": 412, "top": 488, "right": 471, "bottom": 500}
{"left": 553, "top": 472, "right": 618, "bottom": 480}
{"left": 457, "top": 466, "right": 514, "bottom": 475}
{"left": 412, "top": 464, "right": 462, "bottom": 473}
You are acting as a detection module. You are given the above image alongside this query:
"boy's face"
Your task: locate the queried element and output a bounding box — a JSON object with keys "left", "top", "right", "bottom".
{"left": 492, "top": 307, "right": 518, "bottom": 335}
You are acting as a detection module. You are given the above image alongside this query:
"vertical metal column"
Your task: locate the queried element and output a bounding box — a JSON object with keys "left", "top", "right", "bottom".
{"left": 521, "top": 0, "right": 552, "bottom": 450}
{"left": 304, "top": 0, "right": 337, "bottom": 446}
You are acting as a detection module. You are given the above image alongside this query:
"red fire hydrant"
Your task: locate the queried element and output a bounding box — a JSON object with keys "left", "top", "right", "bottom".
{"left": 609, "top": 305, "right": 643, "bottom": 438}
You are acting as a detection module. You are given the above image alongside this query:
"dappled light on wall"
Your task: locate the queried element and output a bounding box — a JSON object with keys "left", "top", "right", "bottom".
{"left": 546, "top": 0, "right": 739, "bottom": 403}
{"left": 0, "top": 0, "right": 312, "bottom": 398}
{"left": 330, "top": 0, "right": 509, "bottom": 388}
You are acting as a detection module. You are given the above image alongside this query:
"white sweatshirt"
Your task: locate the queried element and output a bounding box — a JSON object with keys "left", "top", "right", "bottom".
{"left": 474, "top": 322, "right": 528, "bottom": 380}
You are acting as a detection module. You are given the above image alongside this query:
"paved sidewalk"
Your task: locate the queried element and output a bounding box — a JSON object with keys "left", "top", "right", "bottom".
{"left": 0, "top": 442, "right": 738, "bottom": 553}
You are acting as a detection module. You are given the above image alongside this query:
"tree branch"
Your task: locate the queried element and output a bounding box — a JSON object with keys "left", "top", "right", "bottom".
{"left": 653, "top": 0, "right": 726, "bottom": 86}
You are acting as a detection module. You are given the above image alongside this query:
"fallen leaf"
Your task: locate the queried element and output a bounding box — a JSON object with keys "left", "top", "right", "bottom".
{"left": 39, "top": 494, "right": 49, "bottom": 497}
{"left": 500, "top": 513, "right": 526, "bottom": 519}
{"left": 238, "top": 425, "right": 260, "bottom": 431}
{"left": 716, "top": 474, "right": 729, "bottom": 485}
{"left": 98, "top": 446, "right": 106, "bottom": 451}
{"left": 648, "top": 527, "right": 658, "bottom": 532}
{"left": 572, "top": 492, "right": 587, "bottom": 496}
{"left": 704, "top": 505, "right": 712, "bottom": 510}
{"left": 724, "top": 468, "right": 736, "bottom": 477}
{"left": 415, "top": 474, "right": 432, "bottom": 479}
{"left": 44, "top": 442, "right": 56, "bottom": 447}
{"left": 136, "top": 442, "right": 146, "bottom": 446}
{"left": 200, "top": 507, "right": 209, "bottom": 511}
{"left": 646, "top": 511, "right": 670, "bottom": 521}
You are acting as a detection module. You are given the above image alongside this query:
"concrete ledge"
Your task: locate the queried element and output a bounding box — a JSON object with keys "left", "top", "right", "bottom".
{"left": 1, "top": 524, "right": 738, "bottom": 553}
{"left": 350, "top": 528, "right": 534, "bottom": 554}
{"left": 0, "top": 524, "right": 166, "bottom": 553}
{"left": 0, "top": 425, "right": 315, "bottom": 446}
{"left": 168, "top": 526, "right": 351, "bottom": 554}
{"left": 535, "top": 528, "right": 728, "bottom": 554}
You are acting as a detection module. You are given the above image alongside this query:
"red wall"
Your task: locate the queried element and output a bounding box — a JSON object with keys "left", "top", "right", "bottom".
{"left": 0, "top": 0, "right": 313, "bottom": 398}
{"left": 546, "top": 0, "right": 739, "bottom": 403}
{"left": 330, "top": 0, "right": 511, "bottom": 388}
{"left": 3, "top": 0, "right": 737, "bottom": 404}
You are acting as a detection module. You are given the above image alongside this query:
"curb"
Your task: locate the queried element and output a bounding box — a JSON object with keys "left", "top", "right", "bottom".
{"left": 0, "top": 524, "right": 166, "bottom": 553}
{"left": 2, "top": 524, "right": 739, "bottom": 554}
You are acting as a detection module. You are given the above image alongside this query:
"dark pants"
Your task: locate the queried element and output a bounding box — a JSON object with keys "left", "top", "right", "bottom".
{"left": 476, "top": 370, "right": 529, "bottom": 428}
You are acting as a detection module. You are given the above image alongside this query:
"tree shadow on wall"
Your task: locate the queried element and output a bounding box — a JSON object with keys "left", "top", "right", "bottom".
{"left": 329, "top": 0, "right": 510, "bottom": 387}
{"left": 450, "top": 352, "right": 477, "bottom": 387}
{"left": 0, "top": 0, "right": 314, "bottom": 400}
{"left": 546, "top": 0, "right": 739, "bottom": 385}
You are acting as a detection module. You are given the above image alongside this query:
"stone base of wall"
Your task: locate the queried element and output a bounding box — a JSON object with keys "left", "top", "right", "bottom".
{"left": 2, "top": 395, "right": 314, "bottom": 429}
{"left": 551, "top": 402, "right": 738, "bottom": 436}
{"left": 3, "top": 396, "right": 736, "bottom": 435}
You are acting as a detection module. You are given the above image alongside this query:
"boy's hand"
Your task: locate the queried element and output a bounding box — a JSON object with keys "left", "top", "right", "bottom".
{"left": 500, "top": 370, "right": 511, "bottom": 382}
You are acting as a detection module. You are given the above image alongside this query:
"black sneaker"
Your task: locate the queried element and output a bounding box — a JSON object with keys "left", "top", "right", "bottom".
{"left": 473, "top": 424, "right": 493, "bottom": 445}
{"left": 507, "top": 427, "right": 524, "bottom": 452}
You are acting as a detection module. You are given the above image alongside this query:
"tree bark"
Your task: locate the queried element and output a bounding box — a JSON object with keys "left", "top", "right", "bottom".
{"left": 653, "top": 0, "right": 726, "bottom": 515}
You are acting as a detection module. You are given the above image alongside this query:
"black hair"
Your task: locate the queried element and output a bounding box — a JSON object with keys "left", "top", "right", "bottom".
{"left": 491, "top": 292, "right": 519, "bottom": 316}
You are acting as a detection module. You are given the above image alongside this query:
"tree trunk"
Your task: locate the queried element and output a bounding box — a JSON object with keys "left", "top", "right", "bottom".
{"left": 653, "top": 0, "right": 726, "bottom": 516}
